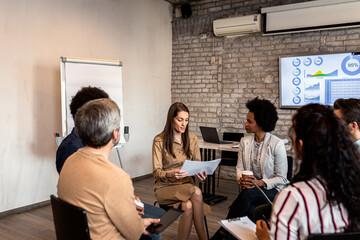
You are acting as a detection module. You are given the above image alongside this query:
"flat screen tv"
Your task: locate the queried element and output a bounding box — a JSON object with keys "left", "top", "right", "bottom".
{"left": 280, "top": 52, "right": 360, "bottom": 108}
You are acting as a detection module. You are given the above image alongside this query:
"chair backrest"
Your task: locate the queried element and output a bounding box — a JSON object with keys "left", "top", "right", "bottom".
{"left": 287, "top": 156, "right": 293, "bottom": 181}
{"left": 50, "top": 195, "right": 91, "bottom": 240}
{"left": 221, "top": 132, "right": 244, "bottom": 165}
{"left": 308, "top": 232, "right": 360, "bottom": 240}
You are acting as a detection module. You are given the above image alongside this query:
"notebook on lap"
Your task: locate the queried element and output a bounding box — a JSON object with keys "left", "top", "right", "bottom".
{"left": 199, "top": 126, "right": 233, "bottom": 144}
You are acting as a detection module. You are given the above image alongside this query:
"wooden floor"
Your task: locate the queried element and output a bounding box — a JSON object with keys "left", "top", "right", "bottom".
{"left": 0, "top": 177, "right": 238, "bottom": 240}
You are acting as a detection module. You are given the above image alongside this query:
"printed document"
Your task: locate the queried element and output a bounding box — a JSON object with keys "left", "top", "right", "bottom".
{"left": 180, "top": 158, "right": 221, "bottom": 176}
{"left": 219, "top": 216, "right": 257, "bottom": 240}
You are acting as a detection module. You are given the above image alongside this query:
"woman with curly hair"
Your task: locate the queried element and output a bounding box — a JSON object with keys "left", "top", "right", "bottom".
{"left": 211, "top": 97, "right": 288, "bottom": 239}
{"left": 256, "top": 103, "right": 360, "bottom": 240}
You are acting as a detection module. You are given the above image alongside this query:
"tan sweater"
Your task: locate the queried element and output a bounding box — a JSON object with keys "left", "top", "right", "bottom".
{"left": 57, "top": 148, "right": 143, "bottom": 240}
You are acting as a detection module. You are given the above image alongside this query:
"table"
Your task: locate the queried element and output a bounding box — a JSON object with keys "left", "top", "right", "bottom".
{"left": 198, "top": 140, "right": 239, "bottom": 205}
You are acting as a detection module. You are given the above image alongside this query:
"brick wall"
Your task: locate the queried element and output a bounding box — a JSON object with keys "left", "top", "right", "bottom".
{"left": 171, "top": 0, "right": 360, "bottom": 179}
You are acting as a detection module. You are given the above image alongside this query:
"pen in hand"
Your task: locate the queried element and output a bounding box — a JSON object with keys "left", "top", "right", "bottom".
{"left": 262, "top": 214, "right": 270, "bottom": 228}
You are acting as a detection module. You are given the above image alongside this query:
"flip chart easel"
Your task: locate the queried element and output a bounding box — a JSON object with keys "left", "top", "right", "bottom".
{"left": 60, "top": 57, "right": 125, "bottom": 166}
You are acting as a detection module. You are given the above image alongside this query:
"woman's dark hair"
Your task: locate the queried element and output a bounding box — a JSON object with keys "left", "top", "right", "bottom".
{"left": 291, "top": 103, "right": 360, "bottom": 231}
{"left": 162, "top": 102, "right": 191, "bottom": 158}
{"left": 70, "top": 86, "right": 109, "bottom": 119}
{"left": 246, "top": 97, "right": 278, "bottom": 132}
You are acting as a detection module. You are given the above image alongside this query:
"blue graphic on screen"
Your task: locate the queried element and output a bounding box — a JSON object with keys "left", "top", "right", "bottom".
{"left": 305, "top": 82, "right": 320, "bottom": 91}
{"left": 325, "top": 78, "right": 360, "bottom": 105}
{"left": 293, "top": 96, "right": 301, "bottom": 104}
{"left": 292, "top": 77, "right": 301, "bottom": 86}
{"left": 304, "top": 57, "right": 312, "bottom": 66}
{"left": 341, "top": 55, "right": 360, "bottom": 76}
{"left": 306, "top": 70, "right": 338, "bottom": 78}
{"left": 314, "top": 57, "right": 323, "bottom": 66}
{"left": 293, "top": 68, "right": 301, "bottom": 76}
{"left": 304, "top": 94, "right": 320, "bottom": 103}
{"left": 280, "top": 53, "right": 360, "bottom": 108}
{"left": 292, "top": 58, "right": 301, "bottom": 67}
{"left": 293, "top": 87, "right": 301, "bottom": 95}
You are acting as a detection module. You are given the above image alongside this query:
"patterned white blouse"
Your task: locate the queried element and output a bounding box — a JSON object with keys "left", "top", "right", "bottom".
{"left": 269, "top": 178, "right": 348, "bottom": 240}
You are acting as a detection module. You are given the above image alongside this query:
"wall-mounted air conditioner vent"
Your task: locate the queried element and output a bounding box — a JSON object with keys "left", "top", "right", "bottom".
{"left": 213, "top": 14, "right": 261, "bottom": 37}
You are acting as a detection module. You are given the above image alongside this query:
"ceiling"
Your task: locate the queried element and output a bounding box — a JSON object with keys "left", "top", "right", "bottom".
{"left": 163, "top": 0, "right": 195, "bottom": 5}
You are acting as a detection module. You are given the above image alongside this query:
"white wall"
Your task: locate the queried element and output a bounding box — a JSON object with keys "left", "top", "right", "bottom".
{"left": 0, "top": 0, "right": 172, "bottom": 212}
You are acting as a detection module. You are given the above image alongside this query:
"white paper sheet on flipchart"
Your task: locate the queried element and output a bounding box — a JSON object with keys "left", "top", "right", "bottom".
{"left": 180, "top": 158, "right": 221, "bottom": 176}
{"left": 219, "top": 216, "right": 257, "bottom": 240}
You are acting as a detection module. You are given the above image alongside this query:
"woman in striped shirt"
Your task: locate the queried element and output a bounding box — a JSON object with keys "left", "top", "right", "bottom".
{"left": 256, "top": 103, "right": 360, "bottom": 240}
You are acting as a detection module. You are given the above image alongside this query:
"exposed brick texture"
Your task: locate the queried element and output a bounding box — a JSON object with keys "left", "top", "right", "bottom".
{"left": 171, "top": 0, "right": 360, "bottom": 179}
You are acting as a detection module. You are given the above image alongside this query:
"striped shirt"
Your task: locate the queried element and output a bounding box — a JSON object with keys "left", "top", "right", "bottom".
{"left": 269, "top": 178, "right": 348, "bottom": 240}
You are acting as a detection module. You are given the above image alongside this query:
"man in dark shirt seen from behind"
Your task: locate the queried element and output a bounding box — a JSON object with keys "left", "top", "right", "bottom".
{"left": 56, "top": 86, "right": 109, "bottom": 173}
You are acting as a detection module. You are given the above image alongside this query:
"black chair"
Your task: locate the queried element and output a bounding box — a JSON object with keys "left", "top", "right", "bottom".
{"left": 287, "top": 156, "right": 293, "bottom": 181}
{"left": 50, "top": 195, "right": 91, "bottom": 240}
{"left": 217, "top": 132, "right": 244, "bottom": 187}
{"left": 308, "top": 232, "right": 360, "bottom": 240}
{"left": 154, "top": 201, "right": 210, "bottom": 239}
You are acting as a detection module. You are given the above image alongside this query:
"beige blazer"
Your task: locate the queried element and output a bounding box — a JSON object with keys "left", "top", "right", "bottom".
{"left": 236, "top": 132, "right": 289, "bottom": 191}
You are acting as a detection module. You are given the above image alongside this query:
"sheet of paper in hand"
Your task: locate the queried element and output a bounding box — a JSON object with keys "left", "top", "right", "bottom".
{"left": 180, "top": 158, "right": 221, "bottom": 176}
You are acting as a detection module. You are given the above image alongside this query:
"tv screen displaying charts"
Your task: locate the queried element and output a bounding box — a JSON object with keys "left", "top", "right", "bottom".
{"left": 280, "top": 52, "right": 360, "bottom": 108}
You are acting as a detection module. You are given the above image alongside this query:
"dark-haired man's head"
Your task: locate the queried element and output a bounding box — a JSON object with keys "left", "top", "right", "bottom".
{"left": 75, "top": 98, "right": 120, "bottom": 148}
{"left": 333, "top": 98, "right": 360, "bottom": 143}
{"left": 70, "top": 86, "right": 109, "bottom": 119}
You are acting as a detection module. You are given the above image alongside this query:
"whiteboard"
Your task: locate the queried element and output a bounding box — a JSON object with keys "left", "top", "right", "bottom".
{"left": 60, "top": 57, "right": 125, "bottom": 144}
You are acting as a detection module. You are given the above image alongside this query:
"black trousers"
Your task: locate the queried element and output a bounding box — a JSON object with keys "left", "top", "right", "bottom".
{"left": 227, "top": 187, "right": 278, "bottom": 220}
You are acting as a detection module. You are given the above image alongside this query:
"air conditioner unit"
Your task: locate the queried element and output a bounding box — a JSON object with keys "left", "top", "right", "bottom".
{"left": 213, "top": 14, "right": 261, "bottom": 37}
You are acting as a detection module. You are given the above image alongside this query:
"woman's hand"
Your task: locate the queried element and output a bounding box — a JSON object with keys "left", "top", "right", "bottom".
{"left": 239, "top": 175, "right": 265, "bottom": 189}
{"left": 256, "top": 220, "right": 270, "bottom": 240}
{"left": 239, "top": 176, "right": 254, "bottom": 189}
{"left": 195, "top": 171, "right": 207, "bottom": 182}
{"left": 141, "top": 218, "right": 160, "bottom": 235}
{"left": 249, "top": 175, "right": 265, "bottom": 187}
{"left": 134, "top": 195, "right": 144, "bottom": 215}
{"left": 166, "top": 169, "right": 189, "bottom": 179}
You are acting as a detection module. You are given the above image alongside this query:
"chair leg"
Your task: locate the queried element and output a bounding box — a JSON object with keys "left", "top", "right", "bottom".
{"left": 217, "top": 165, "right": 221, "bottom": 187}
{"left": 204, "top": 216, "right": 209, "bottom": 240}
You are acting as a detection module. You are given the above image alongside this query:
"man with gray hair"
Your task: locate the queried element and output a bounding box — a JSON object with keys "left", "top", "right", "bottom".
{"left": 57, "top": 99, "right": 159, "bottom": 239}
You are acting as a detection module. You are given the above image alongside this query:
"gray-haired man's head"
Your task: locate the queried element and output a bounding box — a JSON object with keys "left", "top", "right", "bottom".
{"left": 75, "top": 98, "right": 120, "bottom": 148}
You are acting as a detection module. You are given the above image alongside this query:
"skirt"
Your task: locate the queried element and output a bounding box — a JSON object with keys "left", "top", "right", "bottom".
{"left": 155, "top": 183, "right": 211, "bottom": 214}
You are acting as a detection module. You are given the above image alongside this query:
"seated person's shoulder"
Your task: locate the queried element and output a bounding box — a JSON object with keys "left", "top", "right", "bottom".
{"left": 57, "top": 130, "right": 84, "bottom": 154}
{"left": 189, "top": 132, "right": 198, "bottom": 141}
{"left": 242, "top": 135, "right": 252, "bottom": 141}
{"left": 101, "top": 164, "right": 132, "bottom": 187}
{"left": 153, "top": 133, "right": 164, "bottom": 143}
{"left": 269, "top": 133, "right": 282, "bottom": 141}
{"left": 114, "top": 166, "right": 130, "bottom": 177}
{"left": 268, "top": 133, "right": 286, "bottom": 147}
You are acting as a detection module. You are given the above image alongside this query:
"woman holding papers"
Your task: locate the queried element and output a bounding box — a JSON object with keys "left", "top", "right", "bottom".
{"left": 152, "top": 102, "right": 208, "bottom": 240}
{"left": 256, "top": 104, "right": 360, "bottom": 240}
